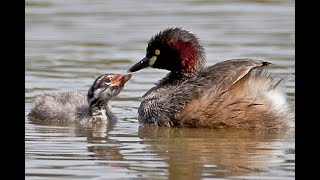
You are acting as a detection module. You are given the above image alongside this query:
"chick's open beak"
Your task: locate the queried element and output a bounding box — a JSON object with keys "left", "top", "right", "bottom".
{"left": 111, "top": 74, "right": 132, "bottom": 86}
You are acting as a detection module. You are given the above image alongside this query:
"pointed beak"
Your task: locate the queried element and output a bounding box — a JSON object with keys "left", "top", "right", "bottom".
{"left": 111, "top": 74, "right": 132, "bottom": 86}
{"left": 127, "top": 57, "right": 150, "bottom": 73}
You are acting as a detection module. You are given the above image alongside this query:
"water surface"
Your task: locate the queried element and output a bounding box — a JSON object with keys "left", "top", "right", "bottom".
{"left": 26, "top": 0, "right": 295, "bottom": 179}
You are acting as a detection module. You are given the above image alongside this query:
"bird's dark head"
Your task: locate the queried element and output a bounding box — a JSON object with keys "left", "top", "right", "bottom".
{"left": 87, "top": 73, "right": 132, "bottom": 108}
{"left": 128, "top": 27, "right": 206, "bottom": 76}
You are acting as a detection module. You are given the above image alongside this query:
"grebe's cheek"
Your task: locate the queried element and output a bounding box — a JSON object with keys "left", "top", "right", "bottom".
{"left": 148, "top": 56, "right": 157, "bottom": 66}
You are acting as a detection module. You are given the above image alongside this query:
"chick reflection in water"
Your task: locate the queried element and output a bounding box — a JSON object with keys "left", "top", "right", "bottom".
{"left": 28, "top": 73, "right": 133, "bottom": 168}
{"left": 138, "top": 125, "right": 294, "bottom": 178}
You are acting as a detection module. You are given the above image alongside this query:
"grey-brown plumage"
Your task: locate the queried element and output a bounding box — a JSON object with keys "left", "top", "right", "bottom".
{"left": 128, "top": 27, "right": 294, "bottom": 130}
{"left": 28, "top": 73, "right": 132, "bottom": 123}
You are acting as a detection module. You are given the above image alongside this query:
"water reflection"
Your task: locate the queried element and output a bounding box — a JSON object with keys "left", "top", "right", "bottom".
{"left": 27, "top": 118, "right": 129, "bottom": 176}
{"left": 138, "top": 125, "right": 294, "bottom": 179}
{"left": 27, "top": 105, "right": 294, "bottom": 179}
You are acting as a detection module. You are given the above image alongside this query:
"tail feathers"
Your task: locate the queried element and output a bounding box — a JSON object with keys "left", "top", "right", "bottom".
{"left": 228, "top": 67, "right": 294, "bottom": 128}
{"left": 177, "top": 67, "right": 294, "bottom": 130}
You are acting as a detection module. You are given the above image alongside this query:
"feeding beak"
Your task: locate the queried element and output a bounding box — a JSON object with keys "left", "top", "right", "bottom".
{"left": 111, "top": 74, "right": 132, "bottom": 86}
{"left": 127, "top": 56, "right": 157, "bottom": 72}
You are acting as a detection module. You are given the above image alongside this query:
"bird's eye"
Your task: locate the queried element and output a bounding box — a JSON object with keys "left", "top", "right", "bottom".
{"left": 155, "top": 49, "right": 160, "bottom": 56}
{"left": 106, "top": 76, "right": 113, "bottom": 81}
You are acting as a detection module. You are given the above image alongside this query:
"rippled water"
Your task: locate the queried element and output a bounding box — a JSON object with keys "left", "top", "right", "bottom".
{"left": 26, "top": 0, "right": 295, "bottom": 179}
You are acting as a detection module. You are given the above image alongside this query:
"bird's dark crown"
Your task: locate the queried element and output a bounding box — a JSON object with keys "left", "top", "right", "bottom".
{"left": 146, "top": 27, "right": 206, "bottom": 75}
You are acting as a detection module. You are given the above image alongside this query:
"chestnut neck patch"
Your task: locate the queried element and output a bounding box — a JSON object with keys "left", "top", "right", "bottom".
{"left": 171, "top": 40, "right": 197, "bottom": 73}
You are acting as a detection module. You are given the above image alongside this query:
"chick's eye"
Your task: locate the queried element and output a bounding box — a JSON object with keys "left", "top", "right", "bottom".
{"left": 105, "top": 76, "right": 113, "bottom": 81}
{"left": 155, "top": 49, "right": 160, "bottom": 56}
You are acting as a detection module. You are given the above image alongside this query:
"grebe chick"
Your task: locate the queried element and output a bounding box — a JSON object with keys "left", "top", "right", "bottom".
{"left": 28, "top": 73, "right": 132, "bottom": 123}
{"left": 128, "top": 27, "right": 294, "bottom": 130}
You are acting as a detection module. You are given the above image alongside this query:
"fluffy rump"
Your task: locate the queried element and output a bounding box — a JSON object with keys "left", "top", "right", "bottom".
{"left": 177, "top": 67, "right": 294, "bottom": 130}
{"left": 28, "top": 91, "right": 91, "bottom": 121}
